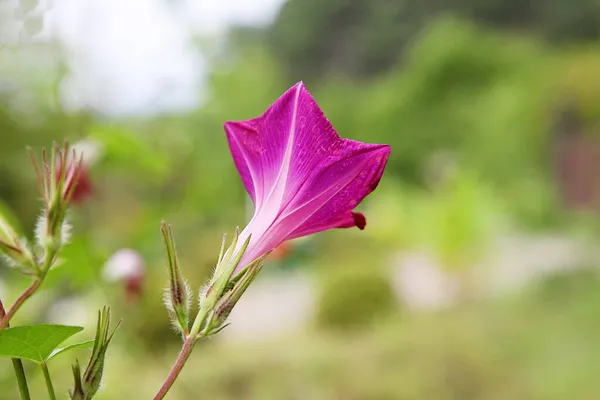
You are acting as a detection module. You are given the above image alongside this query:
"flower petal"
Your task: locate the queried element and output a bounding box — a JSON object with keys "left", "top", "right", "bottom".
{"left": 280, "top": 143, "right": 389, "bottom": 238}
{"left": 287, "top": 211, "right": 366, "bottom": 240}
{"left": 226, "top": 82, "right": 391, "bottom": 271}
{"left": 224, "top": 83, "right": 305, "bottom": 211}
{"left": 226, "top": 82, "right": 354, "bottom": 212}
{"left": 236, "top": 144, "right": 389, "bottom": 267}
{"left": 224, "top": 119, "right": 263, "bottom": 206}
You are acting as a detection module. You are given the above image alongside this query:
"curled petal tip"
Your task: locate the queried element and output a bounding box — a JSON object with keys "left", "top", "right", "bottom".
{"left": 223, "top": 121, "right": 238, "bottom": 132}
{"left": 352, "top": 212, "right": 367, "bottom": 230}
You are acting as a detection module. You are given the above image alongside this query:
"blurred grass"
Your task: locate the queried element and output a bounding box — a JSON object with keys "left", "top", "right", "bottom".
{"left": 74, "top": 269, "right": 600, "bottom": 400}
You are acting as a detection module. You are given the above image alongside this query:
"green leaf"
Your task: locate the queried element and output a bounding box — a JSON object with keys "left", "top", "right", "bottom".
{"left": 0, "top": 325, "right": 83, "bottom": 363}
{"left": 47, "top": 340, "right": 95, "bottom": 361}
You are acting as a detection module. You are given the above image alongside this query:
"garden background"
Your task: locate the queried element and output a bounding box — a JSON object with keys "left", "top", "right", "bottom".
{"left": 3, "top": 0, "right": 600, "bottom": 398}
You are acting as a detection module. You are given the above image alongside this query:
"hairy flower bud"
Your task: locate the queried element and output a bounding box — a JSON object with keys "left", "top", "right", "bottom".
{"left": 70, "top": 307, "right": 120, "bottom": 400}
{"left": 69, "top": 361, "right": 85, "bottom": 400}
{"left": 203, "top": 252, "right": 269, "bottom": 335}
{"left": 29, "top": 142, "right": 84, "bottom": 253}
{"left": 161, "top": 222, "right": 190, "bottom": 334}
{"left": 199, "top": 227, "right": 251, "bottom": 316}
{"left": 0, "top": 215, "right": 36, "bottom": 273}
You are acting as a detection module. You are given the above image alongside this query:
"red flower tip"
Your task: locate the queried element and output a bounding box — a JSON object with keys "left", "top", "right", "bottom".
{"left": 56, "top": 158, "right": 93, "bottom": 206}
{"left": 125, "top": 273, "right": 144, "bottom": 304}
{"left": 68, "top": 165, "right": 93, "bottom": 205}
{"left": 352, "top": 212, "right": 367, "bottom": 230}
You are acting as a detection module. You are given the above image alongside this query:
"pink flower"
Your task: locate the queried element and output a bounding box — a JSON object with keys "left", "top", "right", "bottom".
{"left": 55, "top": 148, "right": 94, "bottom": 206}
{"left": 103, "top": 249, "right": 146, "bottom": 303}
{"left": 225, "top": 82, "right": 390, "bottom": 272}
{"left": 61, "top": 163, "right": 93, "bottom": 205}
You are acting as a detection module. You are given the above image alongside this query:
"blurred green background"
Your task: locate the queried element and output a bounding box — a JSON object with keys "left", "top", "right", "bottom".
{"left": 3, "top": 0, "right": 600, "bottom": 398}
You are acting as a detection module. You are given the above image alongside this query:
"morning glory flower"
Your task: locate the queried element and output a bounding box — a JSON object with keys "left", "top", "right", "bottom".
{"left": 155, "top": 84, "right": 391, "bottom": 397}
{"left": 225, "top": 82, "right": 391, "bottom": 272}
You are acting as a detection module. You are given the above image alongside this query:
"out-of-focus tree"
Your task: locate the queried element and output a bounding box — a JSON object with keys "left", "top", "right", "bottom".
{"left": 317, "top": 19, "right": 552, "bottom": 181}
{"left": 267, "top": 0, "right": 600, "bottom": 82}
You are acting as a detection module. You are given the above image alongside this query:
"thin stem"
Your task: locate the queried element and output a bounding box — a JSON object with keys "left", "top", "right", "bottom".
{"left": 0, "top": 250, "right": 56, "bottom": 399}
{"left": 0, "top": 247, "right": 56, "bottom": 330}
{"left": 0, "top": 279, "right": 41, "bottom": 330}
{"left": 152, "top": 336, "right": 197, "bottom": 400}
{"left": 41, "top": 362, "right": 57, "bottom": 400}
{"left": 1, "top": 299, "right": 31, "bottom": 400}
{"left": 11, "top": 359, "right": 32, "bottom": 400}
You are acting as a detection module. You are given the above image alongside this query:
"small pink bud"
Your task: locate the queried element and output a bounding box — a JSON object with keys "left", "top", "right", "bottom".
{"left": 57, "top": 139, "right": 101, "bottom": 206}
{"left": 125, "top": 273, "right": 144, "bottom": 303}
{"left": 102, "top": 249, "right": 146, "bottom": 304}
{"left": 59, "top": 162, "right": 93, "bottom": 205}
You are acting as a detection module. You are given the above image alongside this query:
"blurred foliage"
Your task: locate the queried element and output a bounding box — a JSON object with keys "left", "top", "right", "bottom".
{"left": 559, "top": 47, "right": 600, "bottom": 129}
{"left": 417, "top": 171, "right": 505, "bottom": 270}
{"left": 3, "top": 1, "right": 600, "bottom": 398}
{"left": 1, "top": 16, "right": 599, "bottom": 264}
{"left": 316, "top": 266, "right": 396, "bottom": 330}
{"left": 365, "top": 172, "right": 505, "bottom": 271}
{"left": 267, "top": 0, "right": 600, "bottom": 81}
{"left": 315, "top": 18, "right": 555, "bottom": 194}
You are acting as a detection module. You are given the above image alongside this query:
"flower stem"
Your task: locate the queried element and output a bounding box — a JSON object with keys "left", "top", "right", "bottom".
{"left": 153, "top": 306, "right": 209, "bottom": 400}
{"left": 11, "top": 358, "right": 32, "bottom": 400}
{"left": 0, "top": 247, "right": 57, "bottom": 330}
{"left": 0, "top": 249, "right": 58, "bottom": 399}
{"left": 152, "top": 336, "right": 196, "bottom": 400}
{"left": 1, "top": 299, "right": 31, "bottom": 400}
{"left": 41, "top": 362, "right": 57, "bottom": 400}
{"left": 0, "top": 279, "right": 41, "bottom": 330}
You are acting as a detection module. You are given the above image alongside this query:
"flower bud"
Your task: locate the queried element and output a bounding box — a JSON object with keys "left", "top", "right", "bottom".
{"left": 203, "top": 252, "right": 269, "bottom": 335}
{"left": 199, "top": 227, "right": 251, "bottom": 315}
{"left": 69, "top": 361, "right": 85, "bottom": 400}
{"left": 29, "top": 142, "right": 83, "bottom": 252}
{"left": 0, "top": 215, "right": 36, "bottom": 273}
{"left": 102, "top": 248, "right": 146, "bottom": 304}
{"left": 60, "top": 139, "right": 100, "bottom": 206}
{"left": 70, "top": 307, "right": 120, "bottom": 400}
{"left": 160, "top": 222, "right": 190, "bottom": 334}
{"left": 60, "top": 162, "right": 93, "bottom": 206}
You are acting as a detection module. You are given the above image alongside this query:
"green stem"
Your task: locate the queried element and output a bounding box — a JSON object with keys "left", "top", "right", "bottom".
{"left": 0, "top": 247, "right": 58, "bottom": 399}
{"left": 152, "top": 308, "right": 209, "bottom": 400}
{"left": 0, "top": 279, "right": 41, "bottom": 330}
{"left": 152, "top": 335, "right": 197, "bottom": 400}
{"left": 11, "top": 358, "right": 32, "bottom": 400}
{"left": 1, "top": 298, "right": 31, "bottom": 400}
{"left": 41, "top": 362, "right": 57, "bottom": 400}
{"left": 0, "top": 247, "right": 57, "bottom": 330}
